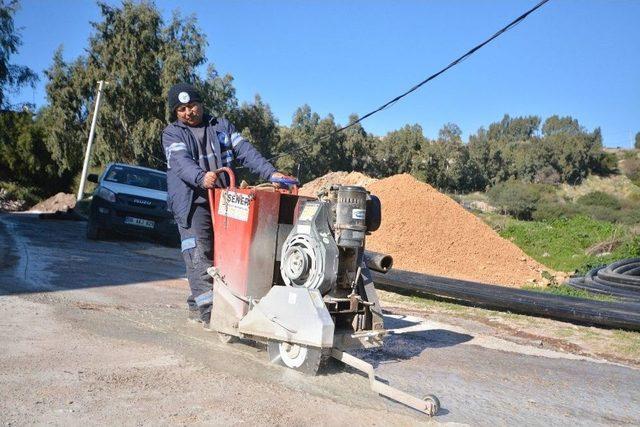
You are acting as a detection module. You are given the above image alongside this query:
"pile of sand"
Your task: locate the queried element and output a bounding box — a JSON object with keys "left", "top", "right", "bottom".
{"left": 301, "top": 172, "right": 549, "bottom": 287}
{"left": 299, "top": 172, "right": 377, "bottom": 197}
{"left": 29, "top": 193, "right": 76, "bottom": 213}
{"left": 365, "top": 174, "right": 548, "bottom": 287}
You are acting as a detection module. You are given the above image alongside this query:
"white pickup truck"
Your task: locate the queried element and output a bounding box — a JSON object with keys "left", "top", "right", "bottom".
{"left": 86, "top": 163, "right": 178, "bottom": 244}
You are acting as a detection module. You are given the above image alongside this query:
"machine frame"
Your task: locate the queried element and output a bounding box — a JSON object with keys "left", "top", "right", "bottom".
{"left": 205, "top": 168, "right": 440, "bottom": 416}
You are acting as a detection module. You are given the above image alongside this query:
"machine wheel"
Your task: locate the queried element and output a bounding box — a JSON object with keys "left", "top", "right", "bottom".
{"left": 423, "top": 394, "right": 440, "bottom": 416}
{"left": 217, "top": 332, "right": 237, "bottom": 344}
{"left": 267, "top": 340, "right": 323, "bottom": 375}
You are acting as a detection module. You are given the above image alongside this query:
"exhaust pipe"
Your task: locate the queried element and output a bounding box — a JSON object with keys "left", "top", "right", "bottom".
{"left": 364, "top": 250, "right": 393, "bottom": 273}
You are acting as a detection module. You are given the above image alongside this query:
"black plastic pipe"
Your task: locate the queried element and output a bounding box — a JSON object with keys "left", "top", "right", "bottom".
{"left": 567, "top": 258, "right": 640, "bottom": 303}
{"left": 364, "top": 250, "right": 393, "bottom": 273}
{"left": 371, "top": 269, "right": 640, "bottom": 331}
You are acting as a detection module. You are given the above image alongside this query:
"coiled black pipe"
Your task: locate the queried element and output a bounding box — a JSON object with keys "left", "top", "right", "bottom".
{"left": 567, "top": 258, "right": 640, "bottom": 303}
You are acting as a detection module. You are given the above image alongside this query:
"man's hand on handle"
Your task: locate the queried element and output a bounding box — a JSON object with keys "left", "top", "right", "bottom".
{"left": 202, "top": 171, "right": 218, "bottom": 189}
{"left": 270, "top": 172, "right": 299, "bottom": 188}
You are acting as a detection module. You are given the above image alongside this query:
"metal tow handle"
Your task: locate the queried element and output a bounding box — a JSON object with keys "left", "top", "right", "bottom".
{"left": 331, "top": 348, "right": 440, "bottom": 416}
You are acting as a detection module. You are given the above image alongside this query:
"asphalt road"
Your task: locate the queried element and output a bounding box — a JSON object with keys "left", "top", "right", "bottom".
{"left": 1, "top": 212, "right": 638, "bottom": 426}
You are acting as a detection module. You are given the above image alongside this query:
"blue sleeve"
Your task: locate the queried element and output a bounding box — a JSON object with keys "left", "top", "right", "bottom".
{"left": 225, "top": 121, "right": 277, "bottom": 181}
{"left": 162, "top": 125, "right": 206, "bottom": 187}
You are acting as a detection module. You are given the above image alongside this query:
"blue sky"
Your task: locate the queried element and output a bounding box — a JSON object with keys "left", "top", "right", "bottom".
{"left": 12, "top": 0, "right": 640, "bottom": 147}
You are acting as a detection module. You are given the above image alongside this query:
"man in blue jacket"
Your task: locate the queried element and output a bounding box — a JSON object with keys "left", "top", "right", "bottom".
{"left": 162, "top": 82, "right": 291, "bottom": 328}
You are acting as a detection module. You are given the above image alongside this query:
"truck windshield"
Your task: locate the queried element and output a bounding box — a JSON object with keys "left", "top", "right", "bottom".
{"left": 104, "top": 165, "right": 168, "bottom": 192}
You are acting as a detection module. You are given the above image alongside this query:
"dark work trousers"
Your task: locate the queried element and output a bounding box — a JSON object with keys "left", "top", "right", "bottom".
{"left": 177, "top": 203, "right": 213, "bottom": 321}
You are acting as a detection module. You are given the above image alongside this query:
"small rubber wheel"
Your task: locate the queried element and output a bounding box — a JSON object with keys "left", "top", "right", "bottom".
{"left": 217, "top": 332, "right": 237, "bottom": 344}
{"left": 423, "top": 394, "right": 440, "bottom": 416}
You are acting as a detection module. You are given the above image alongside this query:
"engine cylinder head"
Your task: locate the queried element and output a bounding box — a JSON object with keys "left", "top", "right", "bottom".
{"left": 335, "top": 186, "right": 368, "bottom": 248}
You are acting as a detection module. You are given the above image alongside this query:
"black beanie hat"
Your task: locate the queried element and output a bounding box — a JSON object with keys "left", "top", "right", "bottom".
{"left": 167, "top": 82, "right": 202, "bottom": 112}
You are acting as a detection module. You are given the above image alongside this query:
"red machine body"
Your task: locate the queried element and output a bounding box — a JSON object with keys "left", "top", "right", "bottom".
{"left": 207, "top": 169, "right": 306, "bottom": 334}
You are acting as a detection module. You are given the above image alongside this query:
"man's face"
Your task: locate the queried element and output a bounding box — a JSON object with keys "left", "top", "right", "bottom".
{"left": 175, "top": 102, "right": 203, "bottom": 126}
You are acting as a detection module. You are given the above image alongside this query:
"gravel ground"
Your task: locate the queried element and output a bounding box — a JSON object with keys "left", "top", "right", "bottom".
{"left": 1, "top": 212, "right": 638, "bottom": 426}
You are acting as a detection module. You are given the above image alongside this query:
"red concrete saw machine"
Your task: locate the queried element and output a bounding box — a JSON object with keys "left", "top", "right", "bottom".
{"left": 206, "top": 168, "right": 440, "bottom": 416}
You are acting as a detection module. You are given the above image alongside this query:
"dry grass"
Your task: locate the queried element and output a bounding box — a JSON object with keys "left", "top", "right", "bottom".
{"left": 559, "top": 174, "right": 640, "bottom": 201}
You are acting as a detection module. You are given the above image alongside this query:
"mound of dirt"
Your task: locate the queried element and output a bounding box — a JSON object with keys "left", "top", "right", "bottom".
{"left": 364, "top": 174, "right": 548, "bottom": 287}
{"left": 299, "top": 171, "right": 377, "bottom": 197}
{"left": 29, "top": 193, "right": 76, "bottom": 213}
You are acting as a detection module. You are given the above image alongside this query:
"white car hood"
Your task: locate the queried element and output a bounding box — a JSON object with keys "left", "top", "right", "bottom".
{"left": 100, "top": 180, "right": 167, "bottom": 201}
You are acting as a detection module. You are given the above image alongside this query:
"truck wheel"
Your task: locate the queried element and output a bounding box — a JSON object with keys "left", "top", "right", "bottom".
{"left": 86, "top": 219, "right": 103, "bottom": 240}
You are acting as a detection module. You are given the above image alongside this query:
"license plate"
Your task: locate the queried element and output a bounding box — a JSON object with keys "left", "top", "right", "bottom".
{"left": 124, "top": 216, "right": 155, "bottom": 229}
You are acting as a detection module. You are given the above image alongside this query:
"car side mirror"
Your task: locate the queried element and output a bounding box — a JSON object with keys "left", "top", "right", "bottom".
{"left": 88, "top": 174, "right": 99, "bottom": 183}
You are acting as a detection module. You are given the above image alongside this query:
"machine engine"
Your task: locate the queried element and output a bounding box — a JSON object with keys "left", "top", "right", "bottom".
{"left": 279, "top": 185, "right": 384, "bottom": 342}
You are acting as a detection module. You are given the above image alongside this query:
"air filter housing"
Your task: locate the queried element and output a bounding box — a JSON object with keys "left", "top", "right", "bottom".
{"left": 334, "top": 186, "right": 368, "bottom": 248}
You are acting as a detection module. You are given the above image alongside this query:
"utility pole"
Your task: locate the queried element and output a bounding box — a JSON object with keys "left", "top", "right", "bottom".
{"left": 77, "top": 80, "right": 107, "bottom": 201}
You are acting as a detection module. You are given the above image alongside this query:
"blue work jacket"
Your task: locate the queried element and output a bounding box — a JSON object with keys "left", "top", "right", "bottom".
{"left": 161, "top": 115, "right": 277, "bottom": 228}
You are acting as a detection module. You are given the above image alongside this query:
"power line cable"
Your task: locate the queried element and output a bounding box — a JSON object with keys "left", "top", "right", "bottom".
{"left": 263, "top": 0, "right": 551, "bottom": 165}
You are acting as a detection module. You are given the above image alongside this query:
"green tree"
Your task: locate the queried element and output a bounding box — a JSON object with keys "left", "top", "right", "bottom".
{"left": 274, "top": 105, "right": 346, "bottom": 182}
{"left": 487, "top": 180, "right": 545, "bottom": 220}
{"left": 372, "top": 124, "right": 425, "bottom": 177}
{"left": 198, "top": 64, "right": 237, "bottom": 120}
{"left": 231, "top": 94, "right": 278, "bottom": 159}
{"left": 541, "top": 115, "right": 604, "bottom": 183}
{"left": 39, "top": 50, "right": 89, "bottom": 180}
{"left": 229, "top": 94, "right": 279, "bottom": 182}
{"left": 487, "top": 114, "right": 541, "bottom": 143}
{"left": 342, "top": 114, "right": 376, "bottom": 173}
{"left": 412, "top": 123, "right": 473, "bottom": 192}
{"left": 467, "top": 128, "right": 494, "bottom": 190}
{"left": 42, "top": 1, "right": 233, "bottom": 177}
{"left": 466, "top": 114, "right": 605, "bottom": 188}
{"left": 0, "top": 0, "right": 37, "bottom": 108}
{"left": 635, "top": 131, "right": 640, "bottom": 150}
{"left": 0, "top": 0, "right": 62, "bottom": 198}
{"left": 0, "top": 111, "right": 60, "bottom": 192}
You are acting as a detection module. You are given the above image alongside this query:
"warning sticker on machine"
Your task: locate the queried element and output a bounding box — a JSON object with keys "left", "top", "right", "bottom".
{"left": 298, "top": 203, "right": 319, "bottom": 221}
{"left": 352, "top": 209, "right": 366, "bottom": 220}
{"left": 218, "top": 190, "right": 251, "bottom": 221}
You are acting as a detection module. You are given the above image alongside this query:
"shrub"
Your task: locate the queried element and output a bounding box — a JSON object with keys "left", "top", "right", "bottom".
{"left": 620, "top": 157, "right": 640, "bottom": 186}
{"left": 487, "top": 180, "right": 552, "bottom": 220}
{"left": 615, "top": 209, "right": 640, "bottom": 226}
{"left": 620, "top": 235, "right": 640, "bottom": 258}
{"left": 532, "top": 199, "right": 578, "bottom": 221}
{"left": 0, "top": 181, "right": 41, "bottom": 210}
{"left": 603, "top": 152, "right": 619, "bottom": 172}
{"left": 576, "top": 191, "right": 622, "bottom": 210}
{"left": 578, "top": 205, "right": 624, "bottom": 223}
{"left": 533, "top": 166, "right": 561, "bottom": 185}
